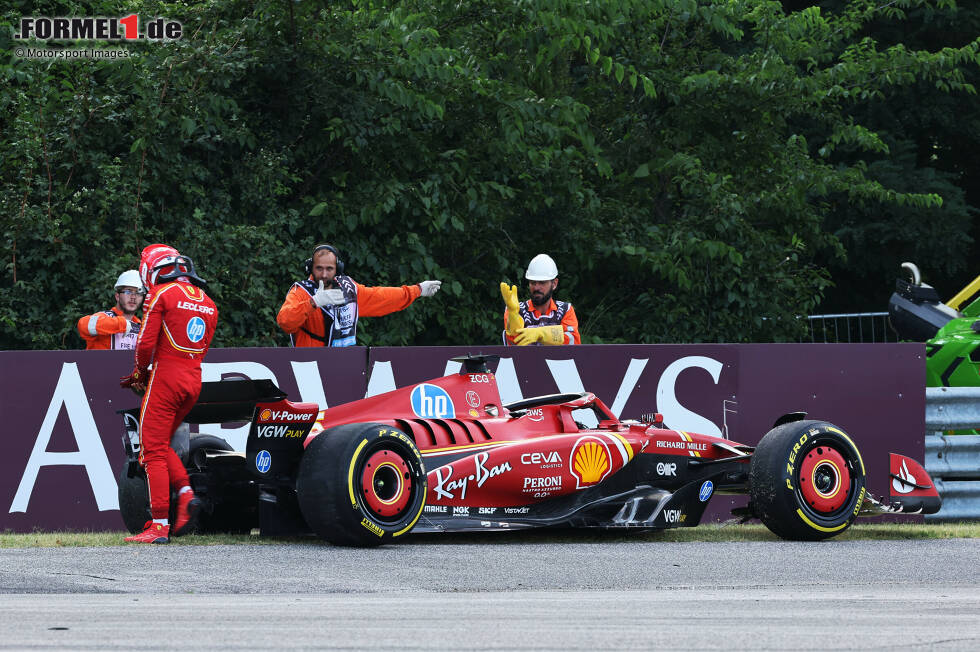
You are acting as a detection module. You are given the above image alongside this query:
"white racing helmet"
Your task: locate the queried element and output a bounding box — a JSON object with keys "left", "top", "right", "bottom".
{"left": 114, "top": 269, "right": 146, "bottom": 294}
{"left": 525, "top": 254, "right": 558, "bottom": 281}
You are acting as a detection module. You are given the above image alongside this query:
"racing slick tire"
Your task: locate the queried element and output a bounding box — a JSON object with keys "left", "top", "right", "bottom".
{"left": 118, "top": 464, "right": 151, "bottom": 534}
{"left": 750, "top": 420, "right": 866, "bottom": 541}
{"left": 296, "top": 422, "right": 426, "bottom": 547}
{"left": 117, "top": 434, "right": 236, "bottom": 534}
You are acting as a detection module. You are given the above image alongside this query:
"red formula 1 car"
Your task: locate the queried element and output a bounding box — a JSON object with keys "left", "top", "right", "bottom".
{"left": 118, "top": 356, "right": 941, "bottom": 546}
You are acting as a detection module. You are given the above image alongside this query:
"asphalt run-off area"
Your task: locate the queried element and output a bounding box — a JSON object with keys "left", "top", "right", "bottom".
{"left": 2, "top": 536, "right": 979, "bottom": 649}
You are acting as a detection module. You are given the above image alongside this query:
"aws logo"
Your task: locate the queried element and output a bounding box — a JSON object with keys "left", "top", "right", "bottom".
{"left": 410, "top": 383, "right": 455, "bottom": 419}
{"left": 570, "top": 436, "right": 612, "bottom": 489}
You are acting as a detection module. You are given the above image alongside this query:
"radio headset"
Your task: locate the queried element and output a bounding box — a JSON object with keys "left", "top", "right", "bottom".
{"left": 304, "top": 244, "right": 345, "bottom": 277}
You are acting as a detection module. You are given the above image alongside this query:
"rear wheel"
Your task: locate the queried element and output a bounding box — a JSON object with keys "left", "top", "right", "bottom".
{"left": 296, "top": 423, "right": 426, "bottom": 547}
{"left": 117, "top": 433, "right": 237, "bottom": 534}
{"left": 750, "top": 420, "right": 866, "bottom": 541}
{"left": 117, "top": 464, "right": 151, "bottom": 534}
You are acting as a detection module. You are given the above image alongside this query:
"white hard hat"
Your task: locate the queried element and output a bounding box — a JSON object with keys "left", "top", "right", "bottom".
{"left": 525, "top": 254, "right": 558, "bottom": 281}
{"left": 115, "top": 269, "right": 145, "bottom": 293}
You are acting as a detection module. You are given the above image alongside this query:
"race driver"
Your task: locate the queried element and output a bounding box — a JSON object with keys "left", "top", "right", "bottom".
{"left": 120, "top": 244, "right": 218, "bottom": 544}
{"left": 501, "top": 253, "right": 580, "bottom": 345}
{"left": 277, "top": 243, "right": 442, "bottom": 347}
{"left": 76, "top": 269, "right": 145, "bottom": 350}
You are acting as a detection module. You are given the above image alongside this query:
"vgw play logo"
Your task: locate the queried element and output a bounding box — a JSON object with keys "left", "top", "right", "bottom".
{"left": 410, "top": 384, "right": 455, "bottom": 419}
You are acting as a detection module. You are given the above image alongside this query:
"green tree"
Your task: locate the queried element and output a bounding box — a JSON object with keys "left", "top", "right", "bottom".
{"left": 2, "top": 0, "right": 977, "bottom": 349}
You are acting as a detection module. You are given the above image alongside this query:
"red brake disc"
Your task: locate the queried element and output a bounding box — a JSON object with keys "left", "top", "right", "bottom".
{"left": 360, "top": 449, "right": 411, "bottom": 518}
{"left": 799, "top": 445, "right": 851, "bottom": 513}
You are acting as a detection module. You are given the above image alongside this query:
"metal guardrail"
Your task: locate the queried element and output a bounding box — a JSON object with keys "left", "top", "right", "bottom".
{"left": 924, "top": 387, "right": 980, "bottom": 521}
{"left": 803, "top": 312, "right": 895, "bottom": 343}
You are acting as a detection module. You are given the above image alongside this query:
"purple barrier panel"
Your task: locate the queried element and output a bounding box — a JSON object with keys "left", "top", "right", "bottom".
{"left": 735, "top": 343, "right": 925, "bottom": 505}
{"left": 0, "top": 344, "right": 923, "bottom": 532}
{"left": 0, "top": 348, "right": 368, "bottom": 533}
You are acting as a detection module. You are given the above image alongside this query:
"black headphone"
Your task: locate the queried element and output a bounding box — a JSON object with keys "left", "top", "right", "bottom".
{"left": 304, "top": 244, "right": 345, "bottom": 276}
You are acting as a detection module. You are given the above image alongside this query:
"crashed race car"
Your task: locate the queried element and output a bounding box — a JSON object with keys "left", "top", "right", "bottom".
{"left": 118, "top": 355, "right": 941, "bottom": 546}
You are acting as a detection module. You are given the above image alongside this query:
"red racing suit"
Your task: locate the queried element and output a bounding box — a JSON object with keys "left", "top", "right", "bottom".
{"left": 134, "top": 281, "right": 218, "bottom": 520}
{"left": 77, "top": 306, "right": 141, "bottom": 350}
{"left": 503, "top": 298, "right": 580, "bottom": 345}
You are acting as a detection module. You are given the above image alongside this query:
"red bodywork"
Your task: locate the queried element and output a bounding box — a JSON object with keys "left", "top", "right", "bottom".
{"left": 302, "top": 369, "right": 741, "bottom": 511}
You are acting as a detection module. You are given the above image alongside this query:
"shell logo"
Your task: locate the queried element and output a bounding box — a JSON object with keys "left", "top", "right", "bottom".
{"left": 570, "top": 436, "right": 611, "bottom": 489}
{"left": 258, "top": 409, "right": 273, "bottom": 422}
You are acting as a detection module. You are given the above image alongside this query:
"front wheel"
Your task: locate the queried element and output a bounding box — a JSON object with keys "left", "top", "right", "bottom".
{"left": 750, "top": 420, "right": 866, "bottom": 541}
{"left": 296, "top": 423, "right": 426, "bottom": 547}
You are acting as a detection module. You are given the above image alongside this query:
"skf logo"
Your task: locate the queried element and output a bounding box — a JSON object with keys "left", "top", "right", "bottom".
{"left": 410, "top": 383, "right": 455, "bottom": 419}
{"left": 570, "top": 436, "right": 611, "bottom": 489}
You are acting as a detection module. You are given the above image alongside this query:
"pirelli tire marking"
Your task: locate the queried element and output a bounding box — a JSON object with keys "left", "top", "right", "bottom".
{"left": 297, "top": 423, "right": 426, "bottom": 547}
{"left": 750, "top": 420, "right": 867, "bottom": 541}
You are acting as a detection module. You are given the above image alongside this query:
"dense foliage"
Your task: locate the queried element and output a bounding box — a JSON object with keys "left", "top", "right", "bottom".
{"left": 2, "top": 0, "right": 978, "bottom": 349}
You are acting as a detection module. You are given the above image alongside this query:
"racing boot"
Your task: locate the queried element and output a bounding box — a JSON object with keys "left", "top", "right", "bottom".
{"left": 124, "top": 521, "right": 170, "bottom": 544}
{"left": 173, "top": 489, "right": 202, "bottom": 537}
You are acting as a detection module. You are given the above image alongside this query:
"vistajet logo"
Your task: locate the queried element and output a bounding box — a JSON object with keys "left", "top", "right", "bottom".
{"left": 14, "top": 16, "right": 182, "bottom": 41}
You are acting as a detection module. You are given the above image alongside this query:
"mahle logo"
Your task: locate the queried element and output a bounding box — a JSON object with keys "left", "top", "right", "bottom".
{"left": 14, "top": 15, "right": 182, "bottom": 41}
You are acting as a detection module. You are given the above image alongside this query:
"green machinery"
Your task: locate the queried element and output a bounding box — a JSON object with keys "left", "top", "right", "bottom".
{"left": 889, "top": 262, "right": 980, "bottom": 387}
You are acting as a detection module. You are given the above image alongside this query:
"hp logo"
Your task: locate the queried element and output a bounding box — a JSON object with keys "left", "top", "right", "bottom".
{"left": 255, "top": 450, "right": 272, "bottom": 474}
{"left": 410, "top": 383, "right": 455, "bottom": 419}
{"left": 699, "top": 480, "right": 714, "bottom": 502}
{"left": 186, "top": 316, "right": 206, "bottom": 343}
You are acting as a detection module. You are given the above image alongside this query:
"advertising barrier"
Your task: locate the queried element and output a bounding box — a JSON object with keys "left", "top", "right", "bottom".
{"left": 0, "top": 343, "right": 924, "bottom": 532}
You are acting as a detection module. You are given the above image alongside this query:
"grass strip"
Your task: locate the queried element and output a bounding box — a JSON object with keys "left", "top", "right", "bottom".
{"left": 2, "top": 522, "right": 978, "bottom": 548}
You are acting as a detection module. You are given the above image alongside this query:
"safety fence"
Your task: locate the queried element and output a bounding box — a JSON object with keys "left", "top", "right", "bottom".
{"left": 803, "top": 311, "right": 896, "bottom": 343}
{"left": 924, "top": 387, "right": 980, "bottom": 521}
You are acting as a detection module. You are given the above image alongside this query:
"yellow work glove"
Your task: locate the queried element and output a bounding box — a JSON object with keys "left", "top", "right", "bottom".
{"left": 500, "top": 282, "right": 523, "bottom": 336}
{"left": 513, "top": 325, "right": 565, "bottom": 346}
